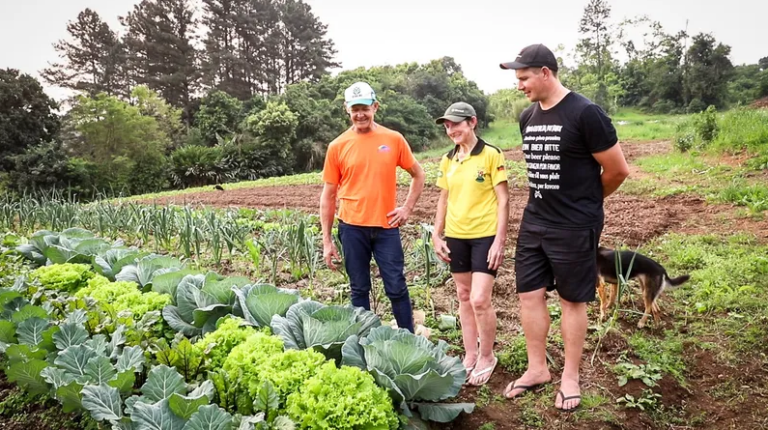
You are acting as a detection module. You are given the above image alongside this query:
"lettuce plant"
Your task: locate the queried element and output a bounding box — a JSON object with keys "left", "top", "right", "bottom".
{"left": 342, "top": 325, "right": 474, "bottom": 426}
{"left": 221, "top": 332, "right": 327, "bottom": 415}
{"left": 193, "top": 316, "right": 259, "bottom": 370}
{"left": 31, "top": 263, "right": 94, "bottom": 293}
{"left": 76, "top": 275, "right": 171, "bottom": 318}
{"left": 286, "top": 361, "right": 399, "bottom": 430}
{"left": 270, "top": 300, "right": 380, "bottom": 363}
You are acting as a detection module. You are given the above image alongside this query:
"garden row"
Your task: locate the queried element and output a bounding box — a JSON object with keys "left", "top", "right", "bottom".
{"left": 0, "top": 227, "right": 474, "bottom": 429}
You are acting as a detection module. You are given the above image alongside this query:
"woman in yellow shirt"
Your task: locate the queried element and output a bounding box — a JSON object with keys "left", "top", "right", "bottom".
{"left": 432, "top": 102, "right": 509, "bottom": 386}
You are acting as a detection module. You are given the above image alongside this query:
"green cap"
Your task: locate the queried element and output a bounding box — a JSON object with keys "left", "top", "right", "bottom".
{"left": 435, "top": 102, "right": 477, "bottom": 124}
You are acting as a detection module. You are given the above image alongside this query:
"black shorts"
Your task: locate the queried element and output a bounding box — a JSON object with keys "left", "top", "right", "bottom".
{"left": 445, "top": 236, "right": 497, "bottom": 277}
{"left": 514, "top": 220, "right": 602, "bottom": 303}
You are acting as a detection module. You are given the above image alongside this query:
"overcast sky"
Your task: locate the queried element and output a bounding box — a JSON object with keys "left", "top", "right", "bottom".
{"left": 1, "top": 0, "right": 764, "bottom": 102}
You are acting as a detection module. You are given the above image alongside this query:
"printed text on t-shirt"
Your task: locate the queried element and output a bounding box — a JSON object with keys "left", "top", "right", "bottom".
{"left": 523, "top": 124, "right": 562, "bottom": 195}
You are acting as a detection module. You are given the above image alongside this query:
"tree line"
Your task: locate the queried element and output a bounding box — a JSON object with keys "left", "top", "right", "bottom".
{"left": 0, "top": 0, "right": 488, "bottom": 199}
{"left": 491, "top": 0, "right": 768, "bottom": 120}
{"left": 1, "top": 0, "right": 765, "bottom": 200}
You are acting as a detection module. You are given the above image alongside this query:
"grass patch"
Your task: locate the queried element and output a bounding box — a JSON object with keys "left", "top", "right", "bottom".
{"left": 651, "top": 233, "right": 768, "bottom": 315}
{"left": 612, "top": 109, "right": 688, "bottom": 142}
{"left": 498, "top": 334, "right": 528, "bottom": 375}
{"left": 646, "top": 233, "right": 768, "bottom": 357}
{"left": 623, "top": 152, "right": 768, "bottom": 213}
{"left": 717, "top": 182, "right": 768, "bottom": 213}
{"left": 627, "top": 331, "right": 687, "bottom": 386}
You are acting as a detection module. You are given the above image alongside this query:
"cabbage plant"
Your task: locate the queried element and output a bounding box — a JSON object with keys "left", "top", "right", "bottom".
{"left": 270, "top": 300, "right": 380, "bottom": 362}
{"left": 341, "top": 325, "right": 474, "bottom": 426}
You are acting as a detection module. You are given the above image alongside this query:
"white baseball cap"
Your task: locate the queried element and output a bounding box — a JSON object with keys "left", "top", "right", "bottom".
{"left": 344, "top": 82, "right": 376, "bottom": 106}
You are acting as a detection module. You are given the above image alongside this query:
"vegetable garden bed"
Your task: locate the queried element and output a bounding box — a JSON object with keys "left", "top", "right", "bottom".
{"left": 0, "top": 227, "right": 474, "bottom": 429}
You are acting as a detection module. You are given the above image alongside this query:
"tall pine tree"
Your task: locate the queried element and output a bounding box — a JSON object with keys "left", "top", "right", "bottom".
{"left": 266, "top": 0, "right": 339, "bottom": 94}
{"left": 41, "top": 9, "right": 128, "bottom": 98}
{"left": 121, "top": 0, "right": 200, "bottom": 112}
{"left": 202, "top": 0, "right": 338, "bottom": 99}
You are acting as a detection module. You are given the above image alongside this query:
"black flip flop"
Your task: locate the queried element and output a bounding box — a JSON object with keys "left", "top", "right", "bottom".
{"left": 556, "top": 390, "right": 581, "bottom": 412}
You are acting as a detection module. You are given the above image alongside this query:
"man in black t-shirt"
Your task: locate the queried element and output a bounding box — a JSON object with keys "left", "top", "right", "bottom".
{"left": 498, "top": 44, "right": 629, "bottom": 412}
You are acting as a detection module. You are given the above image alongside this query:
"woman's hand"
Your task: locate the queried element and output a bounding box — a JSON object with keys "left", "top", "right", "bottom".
{"left": 487, "top": 237, "right": 505, "bottom": 270}
{"left": 432, "top": 235, "right": 451, "bottom": 263}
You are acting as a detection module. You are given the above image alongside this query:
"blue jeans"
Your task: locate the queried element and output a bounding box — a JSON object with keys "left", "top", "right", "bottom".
{"left": 337, "top": 221, "right": 414, "bottom": 332}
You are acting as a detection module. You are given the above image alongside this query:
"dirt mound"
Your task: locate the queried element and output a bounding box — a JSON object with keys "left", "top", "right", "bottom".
{"left": 751, "top": 96, "right": 768, "bottom": 109}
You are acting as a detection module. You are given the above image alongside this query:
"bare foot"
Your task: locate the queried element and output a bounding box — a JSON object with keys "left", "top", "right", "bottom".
{"left": 468, "top": 354, "right": 497, "bottom": 386}
{"left": 503, "top": 368, "right": 551, "bottom": 399}
{"left": 555, "top": 378, "right": 581, "bottom": 411}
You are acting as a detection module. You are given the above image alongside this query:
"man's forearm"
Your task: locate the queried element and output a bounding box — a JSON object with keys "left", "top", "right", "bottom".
{"left": 320, "top": 193, "right": 336, "bottom": 243}
{"left": 403, "top": 173, "right": 425, "bottom": 211}
{"left": 602, "top": 171, "right": 628, "bottom": 198}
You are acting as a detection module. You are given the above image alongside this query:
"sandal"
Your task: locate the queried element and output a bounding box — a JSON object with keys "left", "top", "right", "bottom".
{"left": 555, "top": 390, "right": 581, "bottom": 412}
{"left": 468, "top": 356, "right": 498, "bottom": 386}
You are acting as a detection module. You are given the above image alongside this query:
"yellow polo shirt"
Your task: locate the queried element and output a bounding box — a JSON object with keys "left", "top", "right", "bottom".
{"left": 436, "top": 139, "right": 507, "bottom": 239}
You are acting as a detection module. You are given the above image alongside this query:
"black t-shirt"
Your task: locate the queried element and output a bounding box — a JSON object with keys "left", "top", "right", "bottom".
{"left": 518, "top": 91, "right": 617, "bottom": 229}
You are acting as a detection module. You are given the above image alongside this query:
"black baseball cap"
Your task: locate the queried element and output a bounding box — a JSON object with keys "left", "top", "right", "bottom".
{"left": 500, "top": 44, "right": 558, "bottom": 71}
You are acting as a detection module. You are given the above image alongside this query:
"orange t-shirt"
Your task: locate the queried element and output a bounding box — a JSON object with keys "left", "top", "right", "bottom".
{"left": 322, "top": 124, "right": 416, "bottom": 228}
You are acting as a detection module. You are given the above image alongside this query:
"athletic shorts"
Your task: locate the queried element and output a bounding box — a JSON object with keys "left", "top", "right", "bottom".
{"left": 445, "top": 236, "right": 497, "bottom": 277}
{"left": 514, "top": 220, "right": 603, "bottom": 303}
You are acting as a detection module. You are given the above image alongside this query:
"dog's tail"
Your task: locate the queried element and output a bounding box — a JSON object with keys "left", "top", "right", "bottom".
{"left": 664, "top": 274, "right": 690, "bottom": 288}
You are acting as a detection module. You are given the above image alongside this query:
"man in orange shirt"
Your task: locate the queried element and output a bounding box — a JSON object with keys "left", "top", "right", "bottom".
{"left": 320, "top": 81, "right": 426, "bottom": 332}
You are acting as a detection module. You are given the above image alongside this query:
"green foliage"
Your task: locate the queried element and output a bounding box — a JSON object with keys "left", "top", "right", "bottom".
{"left": 286, "top": 362, "right": 400, "bottom": 430}
{"left": 377, "top": 92, "right": 437, "bottom": 152}
{"left": 651, "top": 233, "right": 768, "bottom": 316}
{"left": 242, "top": 101, "right": 299, "bottom": 176}
{"left": 341, "top": 325, "right": 473, "bottom": 423}
{"left": 498, "top": 334, "right": 528, "bottom": 375}
{"left": 194, "top": 316, "right": 259, "bottom": 370}
{"left": 40, "top": 8, "right": 127, "bottom": 98}
{"left": 5, "top": 142, "right": 97, "bottom": 199}
{"left": 31, "top": 263, "right": 93, "bottom": 293}
{"left": 196, "top": 90, "right": 245, "bottom": 145}
{"left": 683, "top": 34, "right": 734, "bottom": 109}
{"left": 270, "top": 300, "right": 381, "bottom": 363}
{"left": 169, "top": 145, "right": 225, "bottom": 188}
{"left": 692, "top": 105, "right": 718, "bottom": 144}
{"left": 0, "top": 68, "right": 60, "bottom": 171}
{"left": 75, "top": 275, "right": 171, "bottom": 320}
{"left": 488, "top": 89, "right": 530, "bottom": 122}
{"left": 221, "top": 332, "right": 325, "bottom": 414}
{"left": 61, "top": 92, "right": 170, "bottom": 195}
{"left": 709, "top": 107, "right": 768, "bottom": 154}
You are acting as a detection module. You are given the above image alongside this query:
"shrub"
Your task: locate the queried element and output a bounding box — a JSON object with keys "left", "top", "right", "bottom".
{"left": 168, "top": 145, "right": 225, "bottom": 188}
{"left": 31, "top": 263, "right": 93, "bottom": 292}
{"left": 286, "top": 361, "right": 400, "bottom": 430}
{"left": 692, "top": 105, "right": 718, "bottom": 145}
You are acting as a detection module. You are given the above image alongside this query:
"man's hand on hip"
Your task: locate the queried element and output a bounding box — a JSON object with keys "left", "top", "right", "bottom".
{"left": 387, "top": 206, "right": 411, "bottom": 227}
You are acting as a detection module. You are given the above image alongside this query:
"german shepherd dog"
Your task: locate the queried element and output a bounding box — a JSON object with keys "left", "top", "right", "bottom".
{"left": 596, "top": 246, "right": 690, "bottom": 328}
